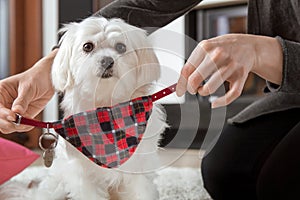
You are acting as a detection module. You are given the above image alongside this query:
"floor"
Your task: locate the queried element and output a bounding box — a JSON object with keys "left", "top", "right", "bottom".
{"left": 158, "top": 148, "right": 204, "bottom": 168}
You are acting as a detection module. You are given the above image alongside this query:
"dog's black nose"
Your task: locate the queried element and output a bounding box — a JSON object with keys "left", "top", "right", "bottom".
{"left": 101, "top": 56, "right": 114, "bottom": 69}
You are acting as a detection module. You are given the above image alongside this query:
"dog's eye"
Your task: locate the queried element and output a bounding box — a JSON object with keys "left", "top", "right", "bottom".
{"left": 83, "top": 42, "right": 94, "bottom": 53}
{"left": 115, "top": 43, "right": 126, "bottom": 54}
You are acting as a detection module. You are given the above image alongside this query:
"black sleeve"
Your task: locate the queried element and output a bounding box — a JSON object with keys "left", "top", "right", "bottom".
{"left": 266, "top": 37, "right": 300, "bottom": 94}
{"left": 95, "top": 0, "right": 201, "bottom": 32}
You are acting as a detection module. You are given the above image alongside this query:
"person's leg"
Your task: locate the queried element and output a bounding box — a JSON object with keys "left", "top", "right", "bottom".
{"left": 257, "top": 120, "right": 300, "bottom": 200}
{"left": 201, "top": 108, "right": 300, "bottom": 200}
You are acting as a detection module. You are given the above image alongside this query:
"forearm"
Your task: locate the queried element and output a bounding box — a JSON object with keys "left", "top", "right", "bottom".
{"left": 96, "top": 0, "right": 201, "bottom": 30}
{"left": 252, "top": 35, "right": 300, "bottom": 94}
{"left": 252, "top": 35, "right": 283, "bottom": 86}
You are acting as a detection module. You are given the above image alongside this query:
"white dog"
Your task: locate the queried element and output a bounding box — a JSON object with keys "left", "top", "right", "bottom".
{"left": 0, "top": 17, "right": 167, "bottom": 200}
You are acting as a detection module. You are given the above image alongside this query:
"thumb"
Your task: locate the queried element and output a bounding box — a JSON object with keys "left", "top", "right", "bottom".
{"left": 11, "top": 85, "right": 33, "bottom": 115}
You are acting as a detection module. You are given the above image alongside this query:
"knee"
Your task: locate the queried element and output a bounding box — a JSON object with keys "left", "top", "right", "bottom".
{"left": 201, "top": 153, "right": 228, "bottom": 200}
{"left": 201, "top": 152, "right": 253, "bottom": 200}
{"left": 202, "top": 152, "right": 260, "bottom": 200}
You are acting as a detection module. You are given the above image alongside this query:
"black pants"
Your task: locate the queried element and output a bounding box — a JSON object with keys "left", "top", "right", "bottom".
{"left": 201, "top": 108, "right": 300, "bottom": 200}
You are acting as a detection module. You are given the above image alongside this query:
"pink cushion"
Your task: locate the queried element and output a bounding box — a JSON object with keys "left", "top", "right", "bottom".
{"left": 0, "top": 138, "right": 40, "bottom": 184}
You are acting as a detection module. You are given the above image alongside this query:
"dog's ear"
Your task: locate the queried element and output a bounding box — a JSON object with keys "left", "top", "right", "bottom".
{"left": 51, "top": 25, "right": 76, "bottom": 92}
{"left": 130, "top": 30, "right": 160, "bottom": 86}
{"left": 136, "top": 47, "right": 160, "bottom": 86}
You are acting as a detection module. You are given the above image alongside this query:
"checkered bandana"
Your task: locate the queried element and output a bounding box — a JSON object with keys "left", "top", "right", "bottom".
{"left": 15, "top": 84, "right": 176, "bottom": 169}
{"left": 52, "top": 96, "right": 152, "bottom": 168}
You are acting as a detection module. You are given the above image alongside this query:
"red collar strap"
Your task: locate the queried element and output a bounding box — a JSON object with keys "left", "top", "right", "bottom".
{"left": 14, "top": 83, "right": 177, "bottom": 128}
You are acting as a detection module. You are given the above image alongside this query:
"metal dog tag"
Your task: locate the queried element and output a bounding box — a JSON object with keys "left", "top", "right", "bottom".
{"left": 43, "top": 149, "right": 55, "bottom": 167}
{"left": 39, "top": 124, "right": 58, "bottom": 168}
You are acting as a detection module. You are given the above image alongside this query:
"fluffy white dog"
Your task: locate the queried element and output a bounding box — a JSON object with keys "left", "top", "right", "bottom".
{"left": 0, "top": 17, "right": 167, "bottom": 200}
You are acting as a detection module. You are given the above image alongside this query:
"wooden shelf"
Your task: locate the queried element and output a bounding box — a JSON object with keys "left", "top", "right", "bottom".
{"left": 195, "top": 0, "right": 247, "bottom": 9}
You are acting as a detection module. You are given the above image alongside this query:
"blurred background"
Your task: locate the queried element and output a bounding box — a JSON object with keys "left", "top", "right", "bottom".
{"left": 0, "top": 0, "right": 265, "bottom": 151}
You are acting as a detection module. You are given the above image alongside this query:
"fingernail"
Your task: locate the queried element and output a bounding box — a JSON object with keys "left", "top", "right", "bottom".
{"left": 176, "top": 86, "right": 185, "bottom": 96}
{"left": 176, "top": 92, "right": 183, "bottom": 97}
{"left": 7, "top": 116, "right": 16, "bottom": 121}
{"left": 176, "top": 90, "right": 183, "bottom": 97}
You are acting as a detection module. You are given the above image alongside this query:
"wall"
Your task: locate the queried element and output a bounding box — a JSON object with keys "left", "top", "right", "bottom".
{"left": 196, "top": 0, "right": 247, "bottom": 9}
{"left": 150, "top": 17, "right": 186, "bottom": 104}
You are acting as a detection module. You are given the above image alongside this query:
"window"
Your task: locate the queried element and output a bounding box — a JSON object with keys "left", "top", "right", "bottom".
{"left": 0, "top": 0, "right": 9, "bottom": 79}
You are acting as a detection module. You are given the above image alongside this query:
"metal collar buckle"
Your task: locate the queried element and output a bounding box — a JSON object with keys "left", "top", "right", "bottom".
{"left": 13, "top": 113, "right": 22, "bottom": 126}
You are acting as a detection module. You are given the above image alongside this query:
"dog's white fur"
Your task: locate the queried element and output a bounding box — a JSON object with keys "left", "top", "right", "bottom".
{"left": 0, "top": 17, "right": 167, "bottom": 200}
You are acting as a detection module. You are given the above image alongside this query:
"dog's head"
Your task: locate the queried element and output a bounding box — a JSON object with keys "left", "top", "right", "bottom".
{"left": 52, "top": 17, "right": 160, "bottom": 107}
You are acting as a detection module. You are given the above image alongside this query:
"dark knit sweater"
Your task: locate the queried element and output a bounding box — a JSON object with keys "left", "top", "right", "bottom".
{"left": 98, "top": 0, "right": 300, "bottom": 124}
{"left": 230, "top": 0, "right": 300, "bottom": 123}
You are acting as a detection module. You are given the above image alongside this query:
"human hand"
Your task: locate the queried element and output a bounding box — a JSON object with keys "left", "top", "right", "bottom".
{"left": 176, "top": 34, "right": 283, "bottom": 108}
{"left": 0, "top": 50, "right": 57, "bottom": 134}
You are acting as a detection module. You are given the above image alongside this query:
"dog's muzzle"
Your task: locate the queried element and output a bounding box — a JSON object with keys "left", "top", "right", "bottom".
{"left": 98, "top": 56, "right": 114, "bottom": 78}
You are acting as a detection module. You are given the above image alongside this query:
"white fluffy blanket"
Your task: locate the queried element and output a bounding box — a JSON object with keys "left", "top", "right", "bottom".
{"left": 154, "top": 167, "right": 212, "bottom": 200}
{"left": 0, "top": 166, "right": 212, "bottom": 200}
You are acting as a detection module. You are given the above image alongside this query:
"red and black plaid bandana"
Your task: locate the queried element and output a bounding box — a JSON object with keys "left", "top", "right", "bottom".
{"left": 14, "top": 84, "right": 176, "bottom": 168}
{"left": 53, "top": 96, "right": 152, "bottom": 168}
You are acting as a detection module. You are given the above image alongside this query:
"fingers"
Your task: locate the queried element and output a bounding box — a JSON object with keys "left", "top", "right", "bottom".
{"left": 210, "top": 78, "right": 245, "bottom": 108}
{"left": 0, "top": 123, "right": 33, "bottom": 134}
{"left": 0, "top": 105, "right": 16, "bottom": 121}
{"left": 197, "top": 65, "right": 230, "bottom": 96}
{"left": 0, "top": 118, "right": 18, "bottom": 134}
{"left": 176, "top": 42, "right": 207, "bottom": 96}
{"left": 178, "top": 60, "right": 247, "bottom": 109}
{"left": 0, "top": 103, "right": 15, "bottom": 133}
{"left": 177, "top": 40, "right": 227, "bottom": 96}
{"left": 0, "top": 107, "right": 33, "bottom": 134}
{"left": 176, "top": 74, "right": 188, "bottom": 97}
{"left": 11, "top": 84, "right": 34, "bottom": 115}
{"left": 176, "top": 35, "right": 253, "bottom": 108}
{"left": 176, "top": 62, "right": 194, "bottom": 96}
{"left": 0, "top": 83, "right": 33, "bottom": 134}
{"left": 187, "top": 55, "right": 218, "bottom": 94}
